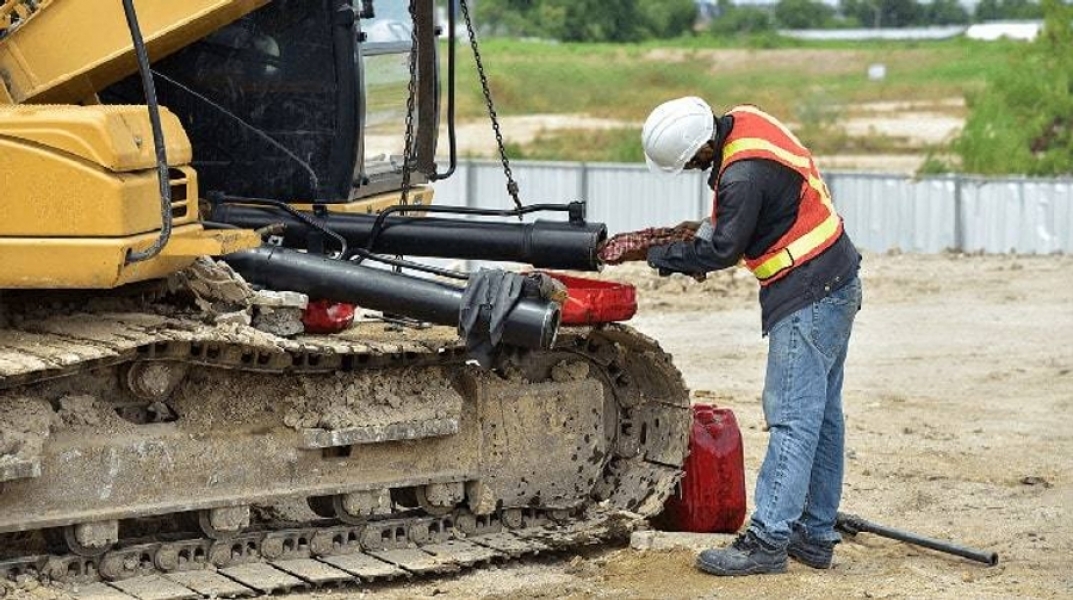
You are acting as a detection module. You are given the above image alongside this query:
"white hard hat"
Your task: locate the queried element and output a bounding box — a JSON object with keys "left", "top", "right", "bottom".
{"left": 641, "top": 96, "right": 715, "bottom": 175}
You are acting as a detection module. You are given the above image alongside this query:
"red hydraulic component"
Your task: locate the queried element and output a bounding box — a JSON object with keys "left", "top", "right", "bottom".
{"left": 542, "top": 273, "right": 637, "bottom": 325}
{"left": 657, "top": 404, "right": 747, "bottom": 533}
{"left": 302, "top": 300, "right": 356, "bottom": 334}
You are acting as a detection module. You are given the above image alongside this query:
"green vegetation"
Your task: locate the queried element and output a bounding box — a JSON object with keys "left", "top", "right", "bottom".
{"left": 447, "top": 2, "right": 1066, "bottom": 175}
{"left": 774, "top": 0, "right": 837, "bottom": 30}
{"left": 940, "top": 0, "right": 1073, "bottom": 175}
{"left": 477, "top": 0, "right": 695, "bottom": 42}
{"left": 450, "top": 37, "right": 1012, "bottom": 120}
{"left": 974, "top": 0, "right": 1044, "bottom": 21}
{"left": 446, "top": 36, "right": 1016, "bottom": 164}
{"left": 475, "top": 0, "right": 1037, "bottom": 42}
{"left": 506, "top": 129, "right": 647, "bottom": 163}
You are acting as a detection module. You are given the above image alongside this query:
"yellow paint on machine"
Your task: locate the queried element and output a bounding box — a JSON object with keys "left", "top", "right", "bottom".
{"left": 0, "top": 0, "right": 268, "bottom": 104}
{"left": 0, "top": 225, "right": 260, "bottom": 288}
{"left": 0, "top": 104, "right": 193, "bottom": 170}
{"left": 292, "top": 189, "right": 436, "bottom": 215}
{"left": 0, "top": 106, "right": 196, "bottom": 236}
{"left": 0, "top": 104, "right": 260, "bottom": 288}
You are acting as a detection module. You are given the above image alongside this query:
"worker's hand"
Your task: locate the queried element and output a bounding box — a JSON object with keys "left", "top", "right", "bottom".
{"left": 673, "top": 220, "right": 702, "bottom": 234}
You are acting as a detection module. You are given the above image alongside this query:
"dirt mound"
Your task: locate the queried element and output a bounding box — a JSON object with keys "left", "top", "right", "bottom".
{"left": 594, "top": 262, "right": 758, "bottom": 312}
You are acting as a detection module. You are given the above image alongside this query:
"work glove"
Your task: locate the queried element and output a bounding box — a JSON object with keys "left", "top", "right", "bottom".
{"left": 673, "top": 220, "right": 702, "bottom": 234}
{"left": 598, "top": 225, "right": 697, "bottom": 265}
{"left": 694, "top": 218, "right": 715, "bottom": 242}
{"left": 648, "top": 244, "right": 708, "bottom": 283}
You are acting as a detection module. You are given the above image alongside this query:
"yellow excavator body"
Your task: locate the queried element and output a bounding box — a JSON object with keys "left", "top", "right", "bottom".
{"left": 0, "top": 0, "right": 267, "bottom": 104}
{"left": 0, "top": 104, "right": 259, "bottom": 287}
{"left": 0, "top": 0, "right": 266, "bottom": 288}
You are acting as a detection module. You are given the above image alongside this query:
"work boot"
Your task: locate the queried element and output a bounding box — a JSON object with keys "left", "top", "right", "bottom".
{"left": 787, "top": 527, "right": 837, "bottom": 569}
{"left": 695, "top": 531, "right": 788, "bottom": 576}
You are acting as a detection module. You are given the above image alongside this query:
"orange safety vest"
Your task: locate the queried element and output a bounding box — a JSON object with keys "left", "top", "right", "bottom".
{"left": 712, "top": 105, "right": 844, "bottom": 286}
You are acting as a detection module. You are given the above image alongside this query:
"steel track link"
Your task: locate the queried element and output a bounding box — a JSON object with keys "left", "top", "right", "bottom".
{"left": 1, "top": 314, "right": 690, "bottom": 598}
{"left": 2, "top": 509, "right": 628, "bottom": 600}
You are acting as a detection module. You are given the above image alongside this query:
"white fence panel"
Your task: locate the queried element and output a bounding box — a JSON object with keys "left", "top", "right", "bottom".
{"left": 828, "top": 173, "right": 955, "bottom": 253}
{"left": 431, "top": 160, "right": 1073, "bottom": 255}
{"left": 429, "top": 163, "right": 467, "bottom": 206}
{"left": 964, "top": 179, "right": 1025, "bottom": 253}
{"left": 961, "top": 178, "right": 1073, "bottom": 253}
{"left": 582, "top": 163, "right": 705, "bottom": 234}
{"left": 432, "top": 161, "right": 579, "bottom": 222}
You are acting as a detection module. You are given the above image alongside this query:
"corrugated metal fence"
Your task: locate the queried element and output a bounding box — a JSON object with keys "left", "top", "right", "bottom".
{"left": 431, "top": 160, "right": 1073, "bottom": 254}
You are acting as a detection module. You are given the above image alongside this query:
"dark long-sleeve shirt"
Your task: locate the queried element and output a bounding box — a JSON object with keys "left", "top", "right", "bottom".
{"left": 647, "top": 121, "right": 861, "bottom": 332}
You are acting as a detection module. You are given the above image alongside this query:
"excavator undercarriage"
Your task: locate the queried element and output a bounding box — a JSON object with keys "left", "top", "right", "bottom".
{"left": 0, "top": 299, "right": 689, "bottom": 590}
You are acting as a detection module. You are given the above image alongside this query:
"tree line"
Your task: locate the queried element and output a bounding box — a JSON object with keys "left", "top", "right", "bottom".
{"left": 476, "top": 0, "right": 1046, "bottom": 42}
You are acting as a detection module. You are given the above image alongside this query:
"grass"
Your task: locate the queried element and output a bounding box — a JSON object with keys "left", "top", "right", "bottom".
{"left": 442, "top": 35, "right": 1022, "bottom": 161}
{"left": 506, "top": 128, "right": 647, "bottom": 163}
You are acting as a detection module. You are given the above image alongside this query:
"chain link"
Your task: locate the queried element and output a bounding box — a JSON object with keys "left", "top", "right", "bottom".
{"left": 401, "top": 0, "right": 521, "bottom": 213}
{"left": 394, "top": 1, "right": 423, "bottom": 273}
{"left": 458, "top": 0, "right": 522, "bottom": 213}
{"left": 399, "top": 0, "right": 420, "bottom": 207}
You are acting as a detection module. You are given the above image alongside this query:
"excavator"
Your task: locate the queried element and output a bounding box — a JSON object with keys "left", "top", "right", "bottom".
{"left": 0, "top": 0, "right": 690, "bottom": 592}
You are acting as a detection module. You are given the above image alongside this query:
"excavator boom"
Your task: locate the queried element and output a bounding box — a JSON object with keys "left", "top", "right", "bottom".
{"left": 0, "top": 0, "right": 267, "bottom": 104}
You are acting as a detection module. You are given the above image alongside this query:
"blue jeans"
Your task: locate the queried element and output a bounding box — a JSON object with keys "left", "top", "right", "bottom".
{"left": 748, "top": 276, "right": 862, "bottom": 546}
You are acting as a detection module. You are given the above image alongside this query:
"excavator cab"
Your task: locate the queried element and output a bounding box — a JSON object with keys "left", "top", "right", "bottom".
{"left": 101, "top": 0, "right": 440, "bottom": 203}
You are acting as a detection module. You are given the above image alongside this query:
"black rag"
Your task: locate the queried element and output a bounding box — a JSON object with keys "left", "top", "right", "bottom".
{"left": 457, "top": 269, "right": 526, "bottom": 368}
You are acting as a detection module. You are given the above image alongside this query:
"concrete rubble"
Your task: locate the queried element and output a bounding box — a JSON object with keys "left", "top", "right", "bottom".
{"left": 629, "top": 529, "right": 736, "bottom": 554}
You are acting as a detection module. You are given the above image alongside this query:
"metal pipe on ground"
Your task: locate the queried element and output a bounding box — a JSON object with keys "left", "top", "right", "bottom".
{"left": 223, "top": 246, "right": 559, "bottom": 350}
{"left": 836, "top": 512, "right": 999, "bottom": 566}
{"left": 211, "top": 205, "right": 606, "bottom": 271}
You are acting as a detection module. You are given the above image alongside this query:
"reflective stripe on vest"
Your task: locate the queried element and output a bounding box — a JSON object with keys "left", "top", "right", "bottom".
{"left": 717, "top": 106, "right": 843, "bottom": 284}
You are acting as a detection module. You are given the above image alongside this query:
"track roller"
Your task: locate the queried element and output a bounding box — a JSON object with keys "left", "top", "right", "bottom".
{"left": 197, "top": 506, "right": 250, "bottom": 540}
{"left": 308, "top": 489, "right": 391, "bottom": 525}
{"left": 416, "top": 482, "right": 465, "bottom": 517}
{"left": 63, "top": 521, "right": 119, "bottom": 557}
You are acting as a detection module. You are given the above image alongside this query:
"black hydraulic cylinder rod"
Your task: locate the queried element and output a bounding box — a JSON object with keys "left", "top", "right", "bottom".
{"left": 836, "top": 512, "right": 999, "bottom": 566}
{"left": 211, "top": 204, "right": 606, "bottom": 271}
{"left": 223, "top": 246, "right": 559, "bottom": 350}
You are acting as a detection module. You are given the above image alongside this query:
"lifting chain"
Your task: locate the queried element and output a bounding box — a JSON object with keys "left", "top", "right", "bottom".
{"left": 399, "top": 0, "right": 420, "bottom": 207}
{"left": 395, "top": 0, "right": 421, "bottom": 274}
{"left": 458, "top": 0, "right": 523, "bottom": 215}
{"left": 400, "top": 0, "right": 522, "bottom": 214}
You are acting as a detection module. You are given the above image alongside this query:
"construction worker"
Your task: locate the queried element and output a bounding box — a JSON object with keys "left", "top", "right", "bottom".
{"left": 641, "top": 97, "right": 862, "bottom": 576}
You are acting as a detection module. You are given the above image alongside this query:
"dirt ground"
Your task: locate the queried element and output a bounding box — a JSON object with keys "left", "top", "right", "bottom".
{"left": 307, "top": 252, "right": 1072, "bottom": 599}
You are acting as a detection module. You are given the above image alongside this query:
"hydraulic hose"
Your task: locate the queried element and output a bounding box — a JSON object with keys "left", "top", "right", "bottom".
{"left": 121, "top": 0, "right": 172, "bottom": 264}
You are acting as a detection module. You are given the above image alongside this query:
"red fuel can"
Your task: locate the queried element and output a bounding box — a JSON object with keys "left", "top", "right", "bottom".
{"left": 657, "top": 404, "right": 747, "bottom": 533}
{"left": 302, "top": 300, "right": 356, "bottom": 334}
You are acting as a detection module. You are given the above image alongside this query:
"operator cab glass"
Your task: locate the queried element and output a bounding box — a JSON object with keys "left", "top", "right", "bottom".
{"left": 99, "top": 0, "right": 439, "bottom": 203}
{"left": 358, "top": 3, "right": 417, "bottom": 179}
